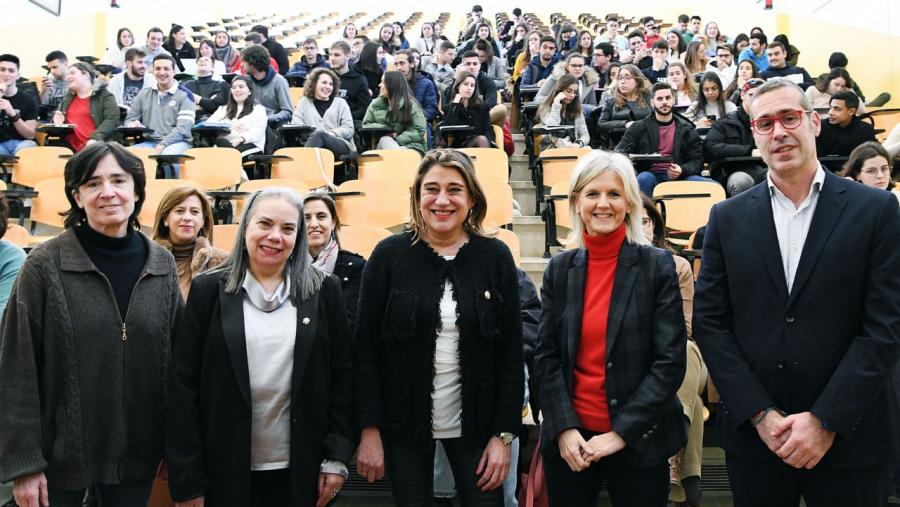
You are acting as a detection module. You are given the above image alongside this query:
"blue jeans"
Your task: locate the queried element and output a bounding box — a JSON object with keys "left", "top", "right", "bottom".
{"left": 637, "top": 170, "right": 715, "bottom": 197}
{"left": 133, "top": 140, "right": 192, "bottom": 178}
{"left": 0, "top": 139, "right": 37, "bottom": 155}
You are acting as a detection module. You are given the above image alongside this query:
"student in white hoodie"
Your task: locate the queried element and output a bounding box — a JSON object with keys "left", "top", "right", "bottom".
{"left": 107, "top": 47, "right": 156, "bottom": 109}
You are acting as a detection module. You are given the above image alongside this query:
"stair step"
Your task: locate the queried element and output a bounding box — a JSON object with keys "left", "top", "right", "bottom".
{"left": 521, "top": 256, "right": 550, "bottom": 290}
{"left": 510, "top": 180, "right": 536, "bottom": 216}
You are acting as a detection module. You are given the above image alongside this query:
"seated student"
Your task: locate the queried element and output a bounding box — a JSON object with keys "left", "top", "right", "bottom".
{"left": 240, "top": 45, "right": 292, "bottom": 127}
{"left": 737, "top": 32, "right": 768, "bottom": 72}
{"left": 206, "top": 75, "right": 267, "bottom": 160}
{"left": 475, "top": 40, "right": 508, "bottom": 91}
{"left": 287, "top": 38, "right": 330, "bottom": 83}
{"left": 138, "top": 27, "right": 172, "bottom": 70}
{"left": 441, "top": 70, "right": 493, "bottom": 148}
{"left": 535, "top": 52, "right": 599, "bottom": 112}
{"left": 213, "top": 30, "right": 240, "bottom": 70}
{"left": 625, "top": 30, "right": 652, "bottom": 68}
{"left": 41, "top": 50, "right": 69, "bottom": 110}
{"left": 682, "top": 39, "right": 708, "bottom": 76}
{"left": 329, "top": 41, "right": 371, "bottom": 125}
{"left": 513, "top": 30, "right": 543, "bottom": 82}
{"left": 520, "top": 35, "right": 560, "bottom": 88}
{"left": 362, "top": 70, "right": 426, "bottom": 154}
{"left": 51, "top": 62, "right": 118, "bottom": 151}
{"left": 665, "top": 28, "right": 686, "bottom": 63}
{"left": 504, "top": 23, "right": 528, "bottom": 68}
{"left": 441, "top": 51, "right": 498, "bottom": 111}
{"left": 197, "top": 39, "right": 228, "bottom": 78}
{"left": 424, "top": 41, "right": 457, "bottom": 95}
{"left": 162, "top": 24, "right": 196, "bottom": 72}
{"left": 251, "top": 24, "right": 290, "bottom": 76}
{"left": 350, "top": 34, "right": 369, "bottom": 63}
{"left": 291, "top": 67, "right": 356, "bottom": 171}
{"left": 392, "top": 21, "right": 410, "bottom": 51}
{"left": 667, "top": 62, "right": 697, "bottom": 107}
{"left": 616, "top": 81, "right": 707, "bottom": 196}
{"left": 415, "top": 22, "right": 440, "bottom": 69}
{"left": 394, "top": 50, "right": 437, "bottom": 136}
{"left": 355, "top": 42, "right": 384, "bottom": 99}
{"left": 839, "top": 141, "right": 895, "bottom": 194}
{"left": 706, "top": 43, "right": 736, "bottom": 90}
{"left": 182, "top": 56, "right": 229, "bottom": 121}
{"left": 703, "top": 78, "right": 766, "bottom": 196}
{"left": 125, "top": 54, "right": 195, "bottom": 156}
{"left": 109, "top": 47, "right": 156, "bottom": 109}
{"left": 597, "top": 15, "right": 629, "bottom": 51}
{"left": 816, "top": 91, "right": 876, "bottom": 171}
{"left": 806, "top": 67, "right": 866, "bottom": 115}
{"left": 102, "top": 27, "right": 134, "bottom": 70}
{"left": 821, "top": 52, "right": 866, "bottom": 103}
{"left": 457, "top": 22, "right": 503, "bottom": 64}
{"left": 0, "top": 54, "right": 38, "bottom": 155}
{"left": 686, "top": 72, "right": 736, "bottom": 127}
{"left": 537, "top": 74, "right": 590, "bottom": 149}
{"left": 234, "top": 33, "right": 280, "bottom": 74}
{"left": 596, "top": 64, "right": 652, "bottom": 146}
{"left": 591, "top": 42, "right": 614, "bottom": 96}
{"left": 759, "top": 41, "right": 814, "bottom": 89}
{"left": 724, "top": 58, "right": 760, "bottom": 105}
{"left": 640, "top": 40, "right": 671, "bottom": 84}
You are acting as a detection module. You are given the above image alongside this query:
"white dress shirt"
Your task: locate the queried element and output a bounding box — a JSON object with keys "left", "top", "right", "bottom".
{"left": 766, "top": 164, "right": 826, "bottom": 293}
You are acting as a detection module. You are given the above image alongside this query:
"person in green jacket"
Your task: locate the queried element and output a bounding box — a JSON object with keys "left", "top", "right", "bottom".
{"left": 52, "top": 61, "right": 120, "bottom": 151}
{"left": 362, "top": 70, "right": 427, "bottom": 154}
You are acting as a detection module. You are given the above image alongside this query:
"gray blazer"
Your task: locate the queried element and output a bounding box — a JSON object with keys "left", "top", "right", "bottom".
{"left": 290, "top": 96, "right": 356, "bottom": 152}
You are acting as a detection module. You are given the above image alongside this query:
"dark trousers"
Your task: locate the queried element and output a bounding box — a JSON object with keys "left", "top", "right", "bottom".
{"left": 48, "top": 478, "right": 153, "bottom": 507}
{"left": 249, "top": 467, "right": 291, "bottom": 507}
{"left": 384, "top": 436, "right": 503, "bottom": 507}
{"left": 542, "top": 429, "right": 669, "bottom": 507}
{"left": 726, "top": 453, "right": 892, "bottom": 507}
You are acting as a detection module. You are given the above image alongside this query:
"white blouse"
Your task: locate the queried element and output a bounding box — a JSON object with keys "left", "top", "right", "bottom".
{"left": 432, "top": 264, "right": 462, "bottom": 439}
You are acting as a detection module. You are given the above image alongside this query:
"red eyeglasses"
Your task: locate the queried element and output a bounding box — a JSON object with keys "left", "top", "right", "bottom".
{"left": 750, "top": 109, "right": 812, "bottom": 135}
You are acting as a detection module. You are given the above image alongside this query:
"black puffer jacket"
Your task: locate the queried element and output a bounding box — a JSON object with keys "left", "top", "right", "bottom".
{"left": 703, "top": 108, "right": 765, "bottom": 177}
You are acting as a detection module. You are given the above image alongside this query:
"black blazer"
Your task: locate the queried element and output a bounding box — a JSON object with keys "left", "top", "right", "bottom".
{"left": 534, "top": 243, "right": 688, "bottom": 468}
{"left": 166, "top": 271, "right": 355, "bottom": 506}
{"left": 616, "top": 114, "right": 704, "bottom": 177}
{"left": 354, "top": 232, "right": 524, "bottom": 450}
{"left": 693, "top": 172, "right": 900, "bottom": 468}
{"left": 333, "top": 249, "right": 365, "bottom": 330}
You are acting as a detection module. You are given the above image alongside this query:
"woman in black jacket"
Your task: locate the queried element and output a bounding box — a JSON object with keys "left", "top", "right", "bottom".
{"left": 441, "top": 71, "right": 494, "bottom": 148}
{"left": 162, "top": 24, "right": 196, "bottom": 72}
{"left": 596, "top": 64, "right": 652, "bottom": 146}
{"left": 167, "top": 187, "right": 355, "bottom": 507}
{"left": 534, "top": 150, "right": 687, "bottom": 507}
{"left": 354, "top": 149, "right": 523, "bottom": 507}
{"left": 303, "top": 193, "right": 365, "bottom": 331}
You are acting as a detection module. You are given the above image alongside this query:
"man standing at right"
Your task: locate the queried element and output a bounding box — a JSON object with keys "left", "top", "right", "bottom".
{"left": 694, "top": 77, "right": 900, "bottom": 506}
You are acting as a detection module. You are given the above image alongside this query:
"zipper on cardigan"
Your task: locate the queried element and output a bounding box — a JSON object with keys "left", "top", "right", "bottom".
{"left": 121, "top": 323, "right": 127, "bottom": 341}
{"left": 121, "top": 272, "right": 149, "bottom": 341}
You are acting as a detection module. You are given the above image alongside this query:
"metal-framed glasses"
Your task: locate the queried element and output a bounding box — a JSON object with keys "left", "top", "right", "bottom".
{"left": 750, "top": 109, "right": 812, "bottom": 135}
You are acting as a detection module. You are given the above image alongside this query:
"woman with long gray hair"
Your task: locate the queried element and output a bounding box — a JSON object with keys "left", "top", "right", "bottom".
{"left": 166, "top": 187, "right": 355, "bottom": 507}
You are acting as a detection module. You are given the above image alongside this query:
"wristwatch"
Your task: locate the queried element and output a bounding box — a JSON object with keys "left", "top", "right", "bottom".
{"left": 494, "top": 432, "right": 515, "bottom": 446}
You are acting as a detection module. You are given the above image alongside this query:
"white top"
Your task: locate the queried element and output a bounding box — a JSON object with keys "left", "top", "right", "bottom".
{"left": 432, "top": 263, "right": 462, "bottom": 439}
{"left": 207, "top": 103, "right": 268, "bottom": 151}
{"left": 767, "top": 165, "right": 826, "bottom": 293}
{"left": 243, "top": 274, "right": 297, "bottom": 470}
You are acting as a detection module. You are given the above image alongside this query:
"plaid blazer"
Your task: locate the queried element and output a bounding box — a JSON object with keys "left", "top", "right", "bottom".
{"left": 535, "top": 242, "right": 688, "bottom": 468}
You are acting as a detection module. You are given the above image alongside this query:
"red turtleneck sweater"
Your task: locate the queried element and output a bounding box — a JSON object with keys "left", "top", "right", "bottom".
{"left": 572, "top": 223, "right": 626, "bottom": 432}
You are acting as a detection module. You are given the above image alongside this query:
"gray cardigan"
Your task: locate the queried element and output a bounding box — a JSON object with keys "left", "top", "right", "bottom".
{"left": 0, "top": 228, "right": 181, "bottom": 489}
{"left": 290, "top": 96, "right": 356, "bottom": 152}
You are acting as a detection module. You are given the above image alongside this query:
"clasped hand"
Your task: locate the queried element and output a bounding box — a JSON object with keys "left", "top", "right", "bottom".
{"left": 757, "top": 411, "right": 835, "bottom": 470}
{"left": 557, "top": 428, "right": 626, "bottom": 472}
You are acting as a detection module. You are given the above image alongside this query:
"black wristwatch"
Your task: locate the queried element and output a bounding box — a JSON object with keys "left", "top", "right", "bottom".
{"left": 8, "top": 113, "right": 20, "bottom": 123}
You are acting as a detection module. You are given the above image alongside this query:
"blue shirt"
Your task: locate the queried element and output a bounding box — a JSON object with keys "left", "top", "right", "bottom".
{"left": 738, "top": 47, "right": 769, "bottom": 72}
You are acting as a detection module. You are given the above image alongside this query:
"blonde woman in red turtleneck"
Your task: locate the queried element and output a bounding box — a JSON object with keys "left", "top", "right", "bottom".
{"left": 534, "top": 150, "right": 688, "bottom": 507}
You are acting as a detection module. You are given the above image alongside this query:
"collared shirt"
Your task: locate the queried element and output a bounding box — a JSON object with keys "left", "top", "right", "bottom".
{"left": 767, "top": 164, "right": 826, "bottom": 293}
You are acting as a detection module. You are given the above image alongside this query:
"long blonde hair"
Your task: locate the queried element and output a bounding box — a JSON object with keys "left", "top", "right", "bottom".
{"left": 567, "top": 150, "right": 649, "bottom": 248}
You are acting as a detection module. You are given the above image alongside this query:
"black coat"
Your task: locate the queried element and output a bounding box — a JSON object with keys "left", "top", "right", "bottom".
{"left": 354, "top": 232, "right": 524, "bottom": 450}
{"left": 441, "top": 101, "right": 495, "bottom": 147}
{"left": 703, "top": 109, "right": 765, "bottom": 177}
{"left": 263, "top": 39, "right": 290, "bottom": 76}
{"left": 333, "top": 249, "right": 365, "bottom": 330}
{"left": 816, "top": 117, "right": 876, "bottom": 171}
{"left": 337, "top": 67, "right": 372, "bottom": 122}
{"left": 596, "top": 94, "right": 652, "bottom": 143}
{"left": 166, "top": 271, "right": 355, "bottom": 506}
{"left": 442, "top": 72, "right": 498, "bottom": 110}
{"left": 535, "top": 243, "right": 688, "bottom": 468}
{"left": 694, "top": 172, "right": 900, "bottom": 468}
{"left": 183, "top": 77, "right": 230, "bottom": 116}
{"left": 616, "top": 114, "right": 704, "bottom": 177}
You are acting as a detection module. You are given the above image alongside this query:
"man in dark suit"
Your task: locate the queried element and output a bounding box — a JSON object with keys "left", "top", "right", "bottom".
{"left": 694, "top": 77, "right": 900, "bottom": 506}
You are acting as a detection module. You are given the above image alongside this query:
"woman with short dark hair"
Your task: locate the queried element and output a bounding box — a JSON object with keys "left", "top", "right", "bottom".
{"left": 354, "top": 149, "right": 523, "bottom": 507}
{"left": 167, "top": 187, "right": 355, "bottom": 506}
{"left": 0, "top": 141, "right": 181, "bottom": 507}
